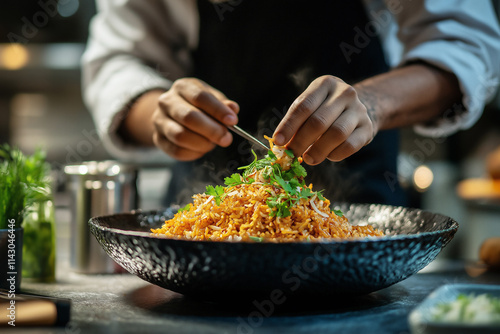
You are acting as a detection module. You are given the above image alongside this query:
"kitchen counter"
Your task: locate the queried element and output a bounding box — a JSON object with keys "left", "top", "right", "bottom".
{"left": 7, "top": 260, "right": 500, "bottom": 334}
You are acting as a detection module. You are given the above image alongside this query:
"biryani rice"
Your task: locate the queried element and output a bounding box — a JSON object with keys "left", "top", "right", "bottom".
{"left": 151, "top": 182, "right": 383, "bottom": 242}
{"left": 152, "top": 137, "right": 384, "bottom": 242}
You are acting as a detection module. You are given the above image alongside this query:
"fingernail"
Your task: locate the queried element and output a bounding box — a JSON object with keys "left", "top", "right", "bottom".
{"left": 274, "top": 133, "right": 285, "bottom": 145}
{"left": 220, "top": 132, "right": 232, "bottom": 147}
{"left": 227, "top": 101, "right": 239, "bottom": 113}
{"left": 223, "top": 114, "right": 237, "bottom": 125}
{"left": 303, "top": 154, "right": 314, "bottom": 165}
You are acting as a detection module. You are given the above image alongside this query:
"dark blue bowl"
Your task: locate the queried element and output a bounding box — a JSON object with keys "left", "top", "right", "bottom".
{"left": 89, "top": 204, "right": 458, "bottom": 300}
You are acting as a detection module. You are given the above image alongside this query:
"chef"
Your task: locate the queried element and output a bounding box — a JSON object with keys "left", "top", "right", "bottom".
{"left": 82, "top": 0, "right": 500, "bottom": 206}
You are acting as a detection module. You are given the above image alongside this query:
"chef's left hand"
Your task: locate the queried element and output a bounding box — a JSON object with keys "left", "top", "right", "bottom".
{"left": 273, "top": 75, "right": 376, "bottom": 165}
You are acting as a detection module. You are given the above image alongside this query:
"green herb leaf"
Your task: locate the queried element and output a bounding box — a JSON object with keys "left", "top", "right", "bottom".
{"left": 333, "top": 208, "right": 343, "bottom": 217}
{"left": 216, "top": 185, "right": 224, "bottom": 195}
{"left": 289, "top": 178, "right": 301, "bottom": 190}
{"left": 239, "top": 150, "right": 258, "bottom": 176}
{"left": 267, "top": 150, "right": 277, "bottom": 160}
{"left": 178, "top": 203, "right": 191, "bottom": 213}
{"left": 275, "top": 175, "right": 292, "bottom": 193}
{"left": 285, "top": 149, "right": 294, "bottom": 158}
{"left": 205, "top": 185, "right": 217, "bottom": 197}
{"left": 300, "top": 187, "right": 314, "bottom": 198}
{"left": 280, "top": 205, "right": 291, "bottom": 217}
{"left": 249, "top": 236, "right": 263, "bottom": 242}
{"left": 224, "top": 173, "right": 243, "bottom": 187}
{"left": 316, "top": 191, "right": 326, "bottom": 201}
{"left": 291, "top": 162, "right": 307, "bottom": 178}
{"left": 205, "top": 185, "right": 225, "bottom": 205}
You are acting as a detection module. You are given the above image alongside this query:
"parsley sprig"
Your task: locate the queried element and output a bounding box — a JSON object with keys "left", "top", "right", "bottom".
{"left": 205, "top": 185, "right": 225, "bottom": 205}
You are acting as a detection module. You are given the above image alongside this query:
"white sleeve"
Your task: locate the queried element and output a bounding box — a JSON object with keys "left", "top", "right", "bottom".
{"left": 390, "top": 0, "right": 500, "bottom": 137}
{"left": 81, "top": 0, "right": 198, "bottom": 163}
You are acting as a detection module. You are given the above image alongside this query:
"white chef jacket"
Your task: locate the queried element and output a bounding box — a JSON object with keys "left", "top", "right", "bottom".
{"left": 82, "top": 0, "right": 500, "bottom": 163}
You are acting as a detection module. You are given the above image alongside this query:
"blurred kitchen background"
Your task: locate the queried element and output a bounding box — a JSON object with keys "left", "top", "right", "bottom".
{"left": 1, "top": 1, "right": 499, "bottom": 261}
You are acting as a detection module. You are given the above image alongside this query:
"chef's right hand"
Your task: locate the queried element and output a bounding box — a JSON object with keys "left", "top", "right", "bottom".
{"left": 152, "top": 78, "right": 239, "bottom": 161}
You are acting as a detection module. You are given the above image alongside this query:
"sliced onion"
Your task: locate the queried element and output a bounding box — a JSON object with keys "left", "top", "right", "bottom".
{"left": 310, "top": 195, "right": 329, "bottom": 218}
{"left": 195, "top": 195, "right": 214, "bottom": 213}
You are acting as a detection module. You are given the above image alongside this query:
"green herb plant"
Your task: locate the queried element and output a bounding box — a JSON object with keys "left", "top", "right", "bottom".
{"left": 0, "top": 145, "right": 51, "bottom": 229}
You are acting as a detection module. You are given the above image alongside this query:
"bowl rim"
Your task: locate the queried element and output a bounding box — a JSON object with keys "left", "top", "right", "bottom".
{"left": 88, "top": 204, "right": 459, "bottom": 246}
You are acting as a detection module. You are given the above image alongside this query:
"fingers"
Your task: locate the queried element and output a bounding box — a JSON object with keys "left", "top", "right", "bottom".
{"left": 173, "top": 78, "right": 239, "bottom": 125}
{"left": 273, "top": 76, "right": 330, "bottom": 147}
{"left": 153, "top": 114, "right": 217, "bottom": 153}
{"left": 301, "top": 110, "right": 359, "bottom": 165}
{"left": 158, "top": 95, "right": 233, "bottom": 148}
{"left": 326, "top": 127, "right": 372, "bottom": 162}
{"left": 152, "top": 131, "right": 206, "bottom": 161}
{"left": 273, "top": 75, "right": 375, "bottom": 165}
{"left": 152, "top": 78, "right": 240, "bottom": 161}
{"left": 284, "top": 91, "right": 349, "bottom": 157}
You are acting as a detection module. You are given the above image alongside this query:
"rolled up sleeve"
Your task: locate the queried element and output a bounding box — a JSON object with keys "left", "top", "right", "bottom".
{"left": 393, "top": 0, "right": 500, "bottom": 137}
{"left": 81, "top": 0, "right": 198, "bottom": 162}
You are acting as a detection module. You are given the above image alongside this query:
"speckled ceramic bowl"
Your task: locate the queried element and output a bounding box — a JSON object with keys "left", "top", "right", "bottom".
{"left": 89, "top": 204, "right": 458, "bottom": 300}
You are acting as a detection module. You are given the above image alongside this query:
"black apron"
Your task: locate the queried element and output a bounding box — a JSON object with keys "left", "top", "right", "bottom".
{"left": 165, "top": 0, "right": 406, "bottom": 207}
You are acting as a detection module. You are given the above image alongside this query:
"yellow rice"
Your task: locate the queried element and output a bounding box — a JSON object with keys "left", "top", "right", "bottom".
{"left": 152, "top": 137, "right": 383, "bottom": 242}
{"left": 151, "top": 182, "right": 383, "bottom": 242}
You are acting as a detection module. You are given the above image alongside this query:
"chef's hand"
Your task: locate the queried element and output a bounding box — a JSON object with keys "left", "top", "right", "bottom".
{"left": 273, "top": 75, "right": 376, "bottom": 165}
{"left": 152, "top": 78, "right": 239, "bottom": 161}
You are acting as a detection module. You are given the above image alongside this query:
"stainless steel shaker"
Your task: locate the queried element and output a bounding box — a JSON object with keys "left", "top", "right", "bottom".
{"left": 64, "top": 161, "right": 138, "bottom": 273}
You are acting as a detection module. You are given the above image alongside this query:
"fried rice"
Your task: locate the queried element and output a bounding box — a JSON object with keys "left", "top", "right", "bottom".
{"left": 151, "top": 138, "right": 384, "bottom": 242}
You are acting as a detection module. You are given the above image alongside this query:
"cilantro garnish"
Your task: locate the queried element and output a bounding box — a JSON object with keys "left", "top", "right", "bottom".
{"left": 224, "top": 173, "right": 243, "bottom": 187}
{"left": 224, "top": 173, "right": 255, "bottom": 187}
{"left": 203, "top": 147, "right": 336, "bottom": 219}
{"left": 235, "top": 150, "right": 324, "bottom": 218}
{"left": 316, "top": 191, "right": 326, "bottom": 201}
{"left": 333, "top": 208, "right": 343, "bottom": 217}
{"left": 178, "top": 203, "right": 191, "bottom": 213}
{"left": 205, "top": 185, "right": 225, "bottom": 205}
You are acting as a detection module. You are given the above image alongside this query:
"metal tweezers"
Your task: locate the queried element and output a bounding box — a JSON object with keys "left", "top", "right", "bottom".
{"left": 228, "top": 125, "right": 269, "bottom": 151}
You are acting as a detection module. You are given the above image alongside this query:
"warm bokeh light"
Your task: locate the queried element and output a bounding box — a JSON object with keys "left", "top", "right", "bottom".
{"left": 413, "top": 165, "right": 434, "bottom": 192}
{"left": 0, "top": 44, "right": 29, "bottom": 70}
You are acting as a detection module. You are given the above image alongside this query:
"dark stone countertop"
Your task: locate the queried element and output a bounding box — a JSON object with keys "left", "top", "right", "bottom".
{"left": 6, "top": 260, "right": 500, "bottom": 334}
